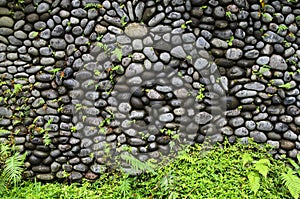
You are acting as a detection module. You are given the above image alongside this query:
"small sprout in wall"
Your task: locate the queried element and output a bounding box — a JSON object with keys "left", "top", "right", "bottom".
{"left": 252, "top": 64, "right": 271, "bottom": 77}
{"left": 43, "top": 133, "right": 51, "bottom": 146}
{"left": 82, "top": 115, "right": 87, "bottom": 122}
{"left": 121, "top": 15, "right": 128, "bottom": 27}
{"left": 226, "top": 11, "right": 232, "bottom": 18}
{"left": 97, "top": 34, "right": 103, "bottom": 41}
{"left": 181, "top": 20, "right": 192, "bottom": 29}
{"left": 196, "top": 84, "right": 206, "bottom": 101}
{"left": 49, "top": 68, "right": 62, "bottom": 76}
{"left": 75, "top": 104, "right": 86, "bottom": 111}
{"left": 185, "top": 55, "right": 192, "bottom": 61}
{"left": 57, "top": 105, "right": 64, "bottom": 113}
{"left": 200, "top": 5, "right": 208, "bottom": 10}
{"left": 119, "top": 3, "right": 125, "bottom": 9}
{"left": 288, "top": 32, "right": 296, "bottom": 39}
{"left": 237, "top": 105, "right": 243, "bottom": 111}
{"left": 31, "top": 31, "right": 39, "bottom": 39}
{"left": 283, "top": 40, "right": 291, "bottom": 48}
{"left": 296, "top": 15, "right": 300, "bottom": 21}
{"left": 84, "top": 3, "right": 103, "bottom": 10}
{"left": 177, "top": 71, "right": 183, "bottom": 77}
{"left": 112, "top": 48, "right": 123, "bottom": 62}
{"left": 277, "top": 24, "right": 288, "bottom": 33}
{"left": 70, "top": 126, "right": 77, "bottom": 133}
{"left": 12, "top": 84, "right": 22, "bottom": 97}
{"left": 227, "top": 36, "right": 234, "bottom": 46}
{"left": 287, "top": 0, "right": 298, "bottom": 3}
{"left": 261, "top": 13, "right": 273, "bottom": 21}
{"left": 278, "top": 82, "right": 292, "bottom": 89}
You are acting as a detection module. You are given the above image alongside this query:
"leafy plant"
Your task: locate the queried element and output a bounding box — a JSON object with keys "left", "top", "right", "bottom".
{"left": 31, "top": 31, "right": 39, "bottom": 38}
{"left": 226, "top": 36, "right": 234, "bottom": 46}
{"left": 200, "top": 5, "right": 208, "bottom": 10}
{"left": 11, "top": 84, "right": 22, "bottom": 97}
{"left": 261, "top": 13, "right": 273, "bottom": 21}
{"left": 1, "top": 139, "right": 296, "bottom": 198}
{"left": 120, "top": 153, "right": 156, "bottom": 174}
{"left": 279, "top": 82, "right": 292, "bottom": 89}
{"left": 278, "top": 24, "right": 288, "bottom": 33}
{"left": 226, "top": 11, "right": 232, "bottom": 18}
{"left": 112, "top": 48, "right": 123, "bottom": 62}
{"left": 287, "top": 0, "right": 298, "bottom": 3}
{"left": 253, "top": 64, "right": 271, "bottom": 77}
{"left": 281, "top": 169, "right": 300, "bottom": 199}
{"left": 84, "top": 3, "right": 103, "bottom": 9}
{"left": 70, "top": 126, "right": 77, "bottom": 133}
{"left": 181, "top": 20, "right": 192, "bottom": 29}
{"left": 120, "top": 15, "right": 127, "bottom": 27}
{"left": 242, "top": 153, "right": 271, "bottom": 195}
{"left": 196, "top": 84, "right": 205, "bottom": 100}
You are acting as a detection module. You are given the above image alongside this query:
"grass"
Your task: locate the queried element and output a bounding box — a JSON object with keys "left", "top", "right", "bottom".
{"left": 0, "top": 139, "right": 297, "bottom": 198}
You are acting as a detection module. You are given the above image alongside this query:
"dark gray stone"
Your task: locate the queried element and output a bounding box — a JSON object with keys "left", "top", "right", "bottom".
{"left": 250, "top": 131, "right": 267, "bottom": 143}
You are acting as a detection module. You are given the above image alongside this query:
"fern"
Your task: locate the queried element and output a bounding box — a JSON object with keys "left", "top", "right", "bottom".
{"left": 248, "top": 171, "right": 260, "bottom": 195}
{"left": 120, "top": 154, "right": 156, "bottom": 174}
{"left": 254, "top": 159, "right": 270, "bottom": 178}
{"left": 1, "top": 152, "right": 26, "bottom": 187}
{"left": 242, "top": 153, "right": 253, "bottom": 166}
{"left": 118, "top": 175, "right": 132, "bottom": 198}
{"left": 281, "top": 169, "right": 300, "bottom": 199}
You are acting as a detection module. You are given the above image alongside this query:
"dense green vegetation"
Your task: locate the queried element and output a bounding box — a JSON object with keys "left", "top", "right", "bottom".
{"left": 1, "top": 139, "right": 300, "bottom": 198}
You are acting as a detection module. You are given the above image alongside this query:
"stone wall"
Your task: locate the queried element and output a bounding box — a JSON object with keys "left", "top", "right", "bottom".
{"left": 1, "top": 0, "right": 300, "bottom": 181}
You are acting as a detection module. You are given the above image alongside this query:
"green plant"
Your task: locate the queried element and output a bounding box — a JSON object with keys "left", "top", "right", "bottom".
{"left": 181, "top": 20, "right": 192, "bottom": 29}
{"left": 281, "top": 169, "right": 300, "bottom": 199}
{"left": 84, "top": 3, "right": 103, "bottom": 9}
{"left": 287, "top": 0, "right": 298, "bottom": 3}
{"left": 1, "top": 139, "right": 297, "bottom": 198}
{"left": 185, "top": 55, "right": 192, "bottom": 61}
{"left": 70, "top": 126, "right": 77, "bottom": 133}
{"left": 11, "top": 84, "right": 22, "bottom": 97}
{"left": 278, "top": 24, "right": 288, "bottom": 33}
{"left": 242, "top": 153, "right": 271, "bottom": 195}
{"left": 0, "top": 138, "right": 26, "bottom": 191}
{"left": 96, "top": 42, "right": 110, "bottom": 53}
{"left": 296, "top": 16, "right": 300, "bottom": 21}
{"left": 112, "top": 48, "right": 123, "bottom": 62}
{"left": 226, "top": 36, "right": 234, "bottom": 46}
{"left": 200, "top": 5, "right": 208, "bottom": 10}
{"left": 31, "top": 31, "right": 39, "bottom": 38}
{"left": 279, "top": 82, "right": 292, "bottom": 89}
{"left": 120, "top": 153, "right": 156, "bottom": 174}
{"left": 261, "top": 13, "right": 273, "bottom": 21}
{"left": 120, "top": 15, "right": 127, "bottom": 27}
{"left": 196, "top": 84, "right": 205, "bottom": 100}
{"left": 253, "top": 64, "right": 271, "bottom": 77}
{"left": 226, "top": 11, "right": 232, "bottom": 18}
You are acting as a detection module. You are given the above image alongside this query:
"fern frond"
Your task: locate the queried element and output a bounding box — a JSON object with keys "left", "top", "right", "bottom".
{"left": 248, "top": 171, "right": 260, "bottom": 195}
{"left": 121, "top": 154, "right": 156, "bottom": 174}
{"left": 281, "top": 169, "right": 300, "bottom": 199}
{"left": 252, "top": 159, "right": 270, "bottom": 178}
{"left": 242, "top": 153, "right": 253, "bottom": 166}
{"left": 1, "top": 152, "right": 26, "bottom": 186}
{"left": 118, "top": 175, "right": 132, "bottom": 198}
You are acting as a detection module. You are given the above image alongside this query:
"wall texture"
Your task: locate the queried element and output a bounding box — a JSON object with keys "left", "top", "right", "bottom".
{"left": 1, "top": 0, "right": 300, "bottom": 181}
